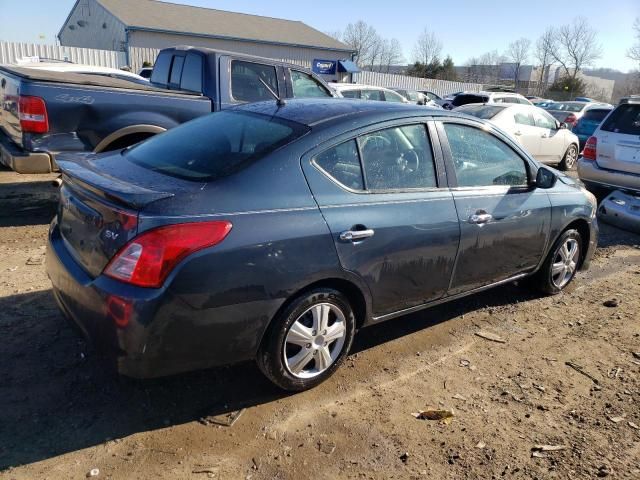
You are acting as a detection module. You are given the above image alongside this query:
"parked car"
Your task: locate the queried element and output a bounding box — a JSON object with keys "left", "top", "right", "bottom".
{"left": 391, "top": 88, "right": 441, "bottom": 108}
{"left": 456, "top": 103, "right": 580, "bottom": 170}
{"left": 47, "top": 98, "right": 598, "bottom": 391}
{"left": 573, "top": 106, "right": 613, "bottom": 149}
{"left": 330, "top": 84, "right": 409, "bottom": 103}
{"left": 526, "top": 96, "right": 553, "bottom": 106}
{"left": 0, "top": 45, "right": 335, "bottom": 173}
{"left": 449, "top": 91, "right": 533, "bottom": 110}
{"left": 542, "top": 101, "right": 609, "bottom": 129}
{"left": 597, "top": 190, "right": 640, "bottom": 233}
{"left": 19, "top": 61, "right": 150, "bottom": 85}
{"left": 578, "top": 97, "right": 640, "bottom": 193}
{"left": 138, "top": 67, "right": 153, "bottom": 79}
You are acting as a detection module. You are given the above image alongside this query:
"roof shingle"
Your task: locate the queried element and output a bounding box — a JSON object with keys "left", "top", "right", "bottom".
{"left": 96, "top": 0, "right": 351, "bottom": 52}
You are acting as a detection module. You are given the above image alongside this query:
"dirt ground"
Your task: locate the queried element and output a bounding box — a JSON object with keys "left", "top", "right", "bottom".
{"left": 1, "top": 166, "right": 639, "bottom": 480}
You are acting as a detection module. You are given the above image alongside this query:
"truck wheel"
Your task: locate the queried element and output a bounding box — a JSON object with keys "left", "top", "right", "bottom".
{"left": 531, "top": 229, "right": 582, "bottom": 295}
{"left": 257, "top": 288, "right": 355, "bottom": 391}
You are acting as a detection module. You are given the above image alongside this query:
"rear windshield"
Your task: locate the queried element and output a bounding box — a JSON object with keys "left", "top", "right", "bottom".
{"left": 452, "top": 94, "right": 489, "bottom": 107}
{"left": 601, "top": 104, "right": 640, "bottom": 135}
{"left": 546, "top": 102, "right": 584, "bottom": 112}
{"left": 124, "top": 111, "right": 309, "bottom": 180}
{"left": 458, "top": 105, "right": 504, "bottom": 119}
{"left": 581, "top": 109, "right": 611, "bottom": 122}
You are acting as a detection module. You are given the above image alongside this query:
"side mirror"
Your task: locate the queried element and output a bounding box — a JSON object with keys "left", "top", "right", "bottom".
{"left": 559, "top": 122, "right": 568, "bottom": 130}
{"left": 535, "top": 167, "right": 557, "bottom": 189}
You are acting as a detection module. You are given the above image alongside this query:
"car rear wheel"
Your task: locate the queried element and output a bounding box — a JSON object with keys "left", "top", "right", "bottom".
{"left": 559, "top": 144, "right": 578, "bottom": 171}
{"left": 531, "top": 229, "right": 582, "bottom": 295}
{"left": 257, "top": 288, "right": 355, "bottom": 391}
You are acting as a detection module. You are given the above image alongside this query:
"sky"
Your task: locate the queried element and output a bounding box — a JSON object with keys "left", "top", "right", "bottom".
{"left": 1, "top": 0, "right": 638, "bottom": 72}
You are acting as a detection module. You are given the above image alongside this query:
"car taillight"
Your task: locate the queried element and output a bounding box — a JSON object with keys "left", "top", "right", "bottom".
{"left": 582, "top": 136, "right": 597, "bottom": 161}
{"left": 104, "top": 221, "right": 232, "bottom": 288}
{"left": 565, "top": 113, "right": 577, "bottom": 125}
{"left": 19, "top": 95, "right": 49, "bottom": 133}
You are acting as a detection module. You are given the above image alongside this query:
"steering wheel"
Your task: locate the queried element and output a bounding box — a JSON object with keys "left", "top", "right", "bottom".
{"left": 397, "top": 149, "right": 419, "bottom": 173}
{"left": 361, "top": 135, "right": 392, "bottom": 152}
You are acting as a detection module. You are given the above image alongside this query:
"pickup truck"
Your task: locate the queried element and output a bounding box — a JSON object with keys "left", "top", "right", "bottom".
{"left": 0, "top": 46, "right": 336, "bottom": 173}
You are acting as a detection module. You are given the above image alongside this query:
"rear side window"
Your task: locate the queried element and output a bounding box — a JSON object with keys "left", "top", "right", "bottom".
{"left": 314, "top": 140, "right": 363, "bottom": 190}
{"left": 444, "top": 123, "right": 528, "bottom": 187}
{"left": 231, "top": 61, "right": 278, "bottom": 103}
{"left": 291, "top": 70, "right": 331, "bottom": 98}
{"left": 359, "top": 124, "right": 437, "bottom": 190}
{"left": 383, "top": 90, "right": 406, "bottom": 103}
{"left": 180, "top": 54, "right": 203, "bottom": 93}
{"left": 150, "top": 52, "right": 172, "bottom": 85}
{"left": 514, "top": 112, "right": 535, "bottom": 126}
{"left": 169, "top": 56, "right": 184, "bottom": 86}
{"left": 125, "top": 111, "right": 308, "bottom": 181}
{"left": 453, "top": 94, "right": 488, "bottom": 107}
{"left": 341, "top": 90, "right": 360, "bottom": 99}
{"left": 362, "top": 89, "right": 384, "bottom": 101}
{"left": 600, "top": 104, "right": 640, "bottom": 135}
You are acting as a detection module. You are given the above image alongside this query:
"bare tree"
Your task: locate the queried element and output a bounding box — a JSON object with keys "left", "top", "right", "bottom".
{"left": 535, "top": 28, "right": 556, "bottom": 95}
{"left": 552, "top": 17, "right": 602, "bottom": 88}
{"left": 342, "top": 21, "right": 379, "bottom": 66}
{"left": 629, "top": 17, "right": 640, "bottom": 67}
{"left": 380, "top": 39, "right": 404, "bottom": 73}
{"left": 505, "top": 38, "right": 531, "bottom": 91}
{"left": 413, "top": 28, "right": 442, "bottom": 65}
{"left": 463, "top": 50, "right": 504, "bottom": 84}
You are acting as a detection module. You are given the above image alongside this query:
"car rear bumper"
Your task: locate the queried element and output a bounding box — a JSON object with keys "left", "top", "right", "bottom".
{"left": 46, "top": 219, "right": 283, "bottom": 378}
{"left": 0, "top": 132, "right": 54, "bottom": 173}
{"left": 597, "top": 190, "right": 640, "bottom": 234}
{"left": 577, "top": 158, "right": 640, "bottom": 193}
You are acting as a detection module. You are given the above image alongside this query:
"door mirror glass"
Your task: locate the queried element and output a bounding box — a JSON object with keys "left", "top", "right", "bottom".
{"left": 535, "top": 167, "right": 557, "bottom": 189}
{"left": 559, "top": 122, "right": 568, "bottom": 130}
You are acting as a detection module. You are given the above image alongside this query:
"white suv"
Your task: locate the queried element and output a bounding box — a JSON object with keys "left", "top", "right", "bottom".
{"left": 577, "top": 97, "right": 640, "bottom": 193}
{"left": 449, "top": 91, "right": 533, "bottom": 109}
{"left": 329, "top": 84, "right": 409, "bottom": 103}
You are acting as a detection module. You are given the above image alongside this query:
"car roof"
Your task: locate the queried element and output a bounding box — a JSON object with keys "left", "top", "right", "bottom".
{"left": 330, "top": 83, "right": 394, "bottom": 92}
{"left": 237, "top": 98, "right": 454, "bottom": 128}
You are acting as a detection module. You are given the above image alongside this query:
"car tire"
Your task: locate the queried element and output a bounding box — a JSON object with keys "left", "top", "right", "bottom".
{"left": 257, "top": 288, "right": 356, "bottom": 391}
{"left": 559, "top": 144, "right": 579, "bottom": 171}
{"left": 531, "top": 229, "right": 582, "bottom": 295}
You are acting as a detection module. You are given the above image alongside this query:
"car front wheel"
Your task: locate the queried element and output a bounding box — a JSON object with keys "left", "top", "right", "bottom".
{"left": 257, "top": 288, "right": 355, "bottom": 391}
{"left": 532, "top": 229, "right": 582, "bottom": 294}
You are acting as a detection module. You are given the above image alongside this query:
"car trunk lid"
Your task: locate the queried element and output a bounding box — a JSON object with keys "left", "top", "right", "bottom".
{"left": 56, "top": 153, "right": 176, "bottom": 277}
{"left": 595, "top": 104, "right": 640, "bottom": 175}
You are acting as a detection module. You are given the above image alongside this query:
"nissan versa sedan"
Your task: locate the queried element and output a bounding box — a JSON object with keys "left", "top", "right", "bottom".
{"left": 47, "top": 99, "right": 598, "bottom": 391}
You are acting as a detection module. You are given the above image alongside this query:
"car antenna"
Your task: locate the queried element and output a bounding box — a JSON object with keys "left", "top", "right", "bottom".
{"left": 258, "top": 77, "right": 286, "bottom": 107}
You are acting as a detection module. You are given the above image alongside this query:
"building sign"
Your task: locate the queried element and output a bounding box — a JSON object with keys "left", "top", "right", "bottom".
{"left": 312, "top": 59, "right": 337, "bottom": 75}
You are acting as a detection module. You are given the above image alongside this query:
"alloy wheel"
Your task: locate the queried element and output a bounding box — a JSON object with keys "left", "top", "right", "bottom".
{"left": 551, "top": 238, "right": 580, "bottom": 288}
{"left": 283, "top": 302, "right": 347, "bottom": 379}
{"left": 565, "top": 145, "right": 578, "bottom": 169}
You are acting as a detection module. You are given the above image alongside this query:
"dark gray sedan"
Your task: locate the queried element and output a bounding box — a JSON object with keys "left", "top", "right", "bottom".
{"left": 47, "top": 99, "right": 598, "bottom": 391}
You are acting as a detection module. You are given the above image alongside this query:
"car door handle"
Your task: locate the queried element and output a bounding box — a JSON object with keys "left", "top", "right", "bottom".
{"left": 340, "top": 229, "right": 375, "bottom": 242}
{"left": 514, "top": 131, "right": 523, "bottom": 136}
{"left": 468, "top": 213, "right": 493, "bottom": 224}
{"left": 541, "top": 133, "right": 549, "bottom": 138}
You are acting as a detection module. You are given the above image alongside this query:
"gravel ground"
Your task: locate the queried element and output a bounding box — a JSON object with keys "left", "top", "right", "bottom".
{"left": 0, "top": 167, "right": 639, "bottom": 480}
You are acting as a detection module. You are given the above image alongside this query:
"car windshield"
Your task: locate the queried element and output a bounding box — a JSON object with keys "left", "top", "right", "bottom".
{"left": 581, "top": 109, "right": 611, "bottom": 122}
{"left": 458, "top": 105, "right": 505, "bottom": 119}
{"left": 125, "top": 111, "right": 309, "bottom": 181}
{"left": 546, "top": 102, "right": 584, "bottom": 112}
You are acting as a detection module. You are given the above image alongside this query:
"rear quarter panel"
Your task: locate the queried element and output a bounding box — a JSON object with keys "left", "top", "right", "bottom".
{"left": 18, "top": 82, "right": 211, "bottom": 153}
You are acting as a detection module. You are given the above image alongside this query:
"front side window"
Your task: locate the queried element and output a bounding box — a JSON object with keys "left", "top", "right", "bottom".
{"left": 359, "top": 125, "right": 437, "bottom": 190}
{"left": 314, "top": 140, "right": 363, "bottom": 190}
{"left": 291, "top": 70, "right": 331, "bottom": 98}
{"left": 533, "top": 110, "right": 557, "bottom": 129}
{"left": 231, "top": 61, "right": 278, "bottom": 103}
{"left": 125, "top": 111, "right": 308, "bottom": 181}
{"left": 340, "top": 89, "right": 360, "bottom": 99}
{"left": 444, "top": 123, "right": 528, "bottom": 187}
